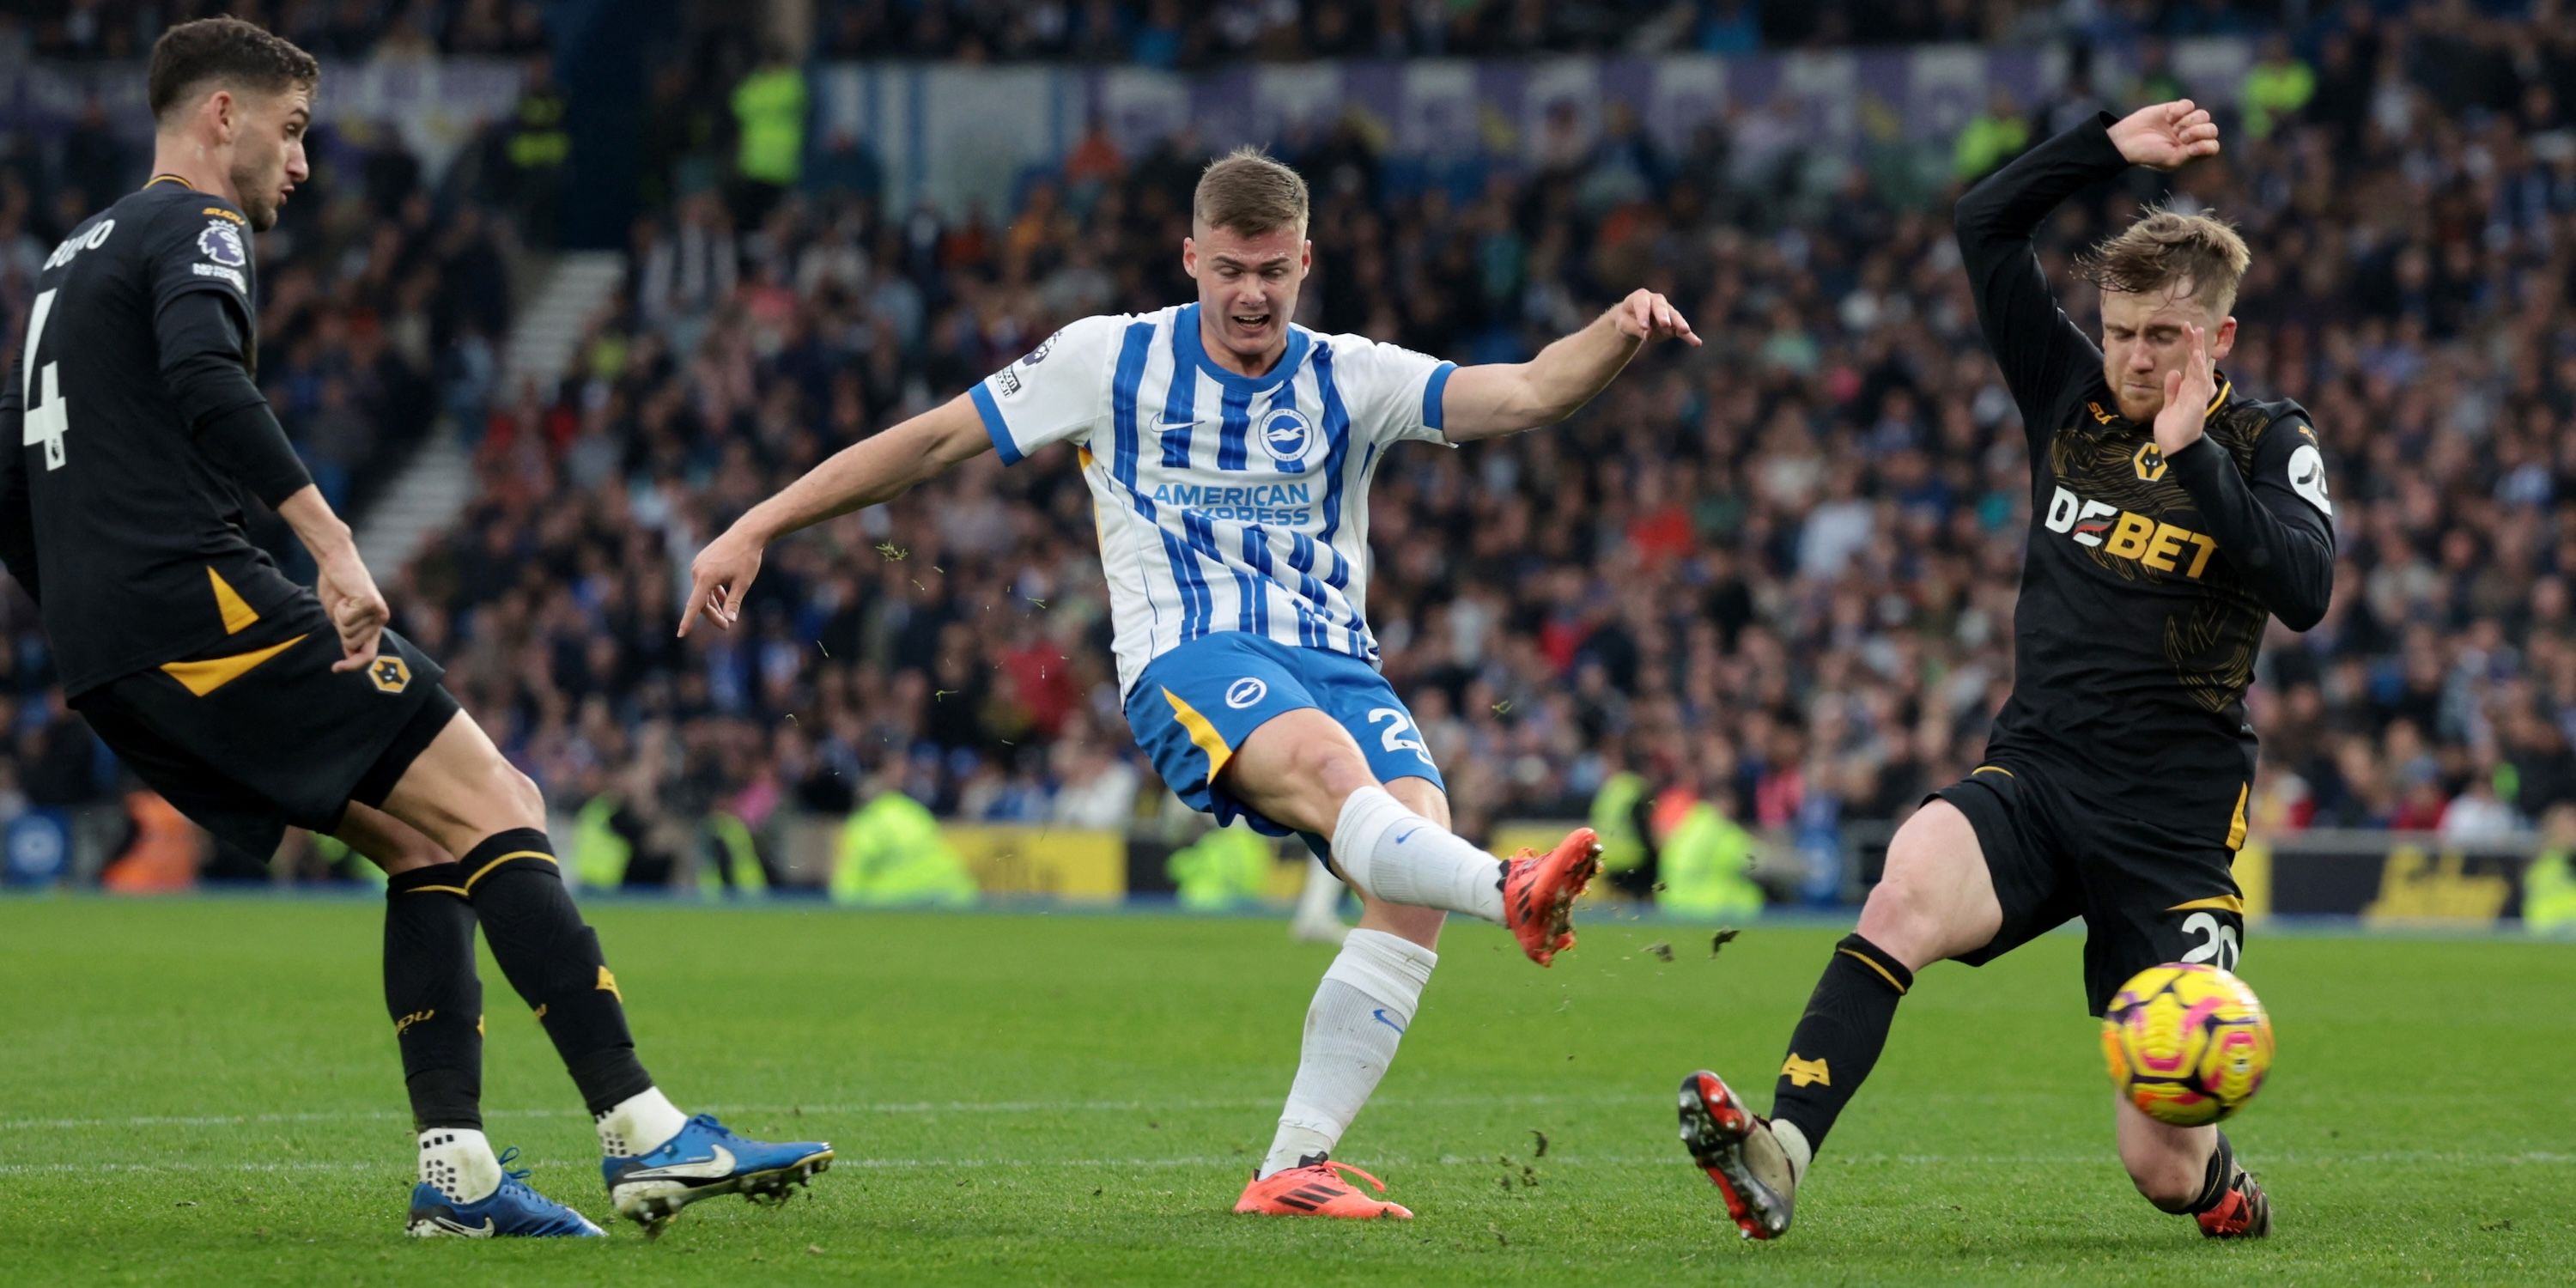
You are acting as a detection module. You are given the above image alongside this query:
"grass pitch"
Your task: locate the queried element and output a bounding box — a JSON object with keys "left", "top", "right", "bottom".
{"left": 0, "top": 896, "right": 2567, "bottom": 1285}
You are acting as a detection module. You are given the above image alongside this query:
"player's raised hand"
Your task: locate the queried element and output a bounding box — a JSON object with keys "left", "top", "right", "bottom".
{"left": 2154, "top": 322, "right": 2216, "bottom": 458}
{"left": 2109, "top": 100, "right": 2221, "bottom": 171}
{"left": 316, "top": 549, "right": 389, "bottom": 673}
{"left": 678, "top": 526, "right": 764, "bottom": 637}
{"left": 1612, "top": 289, "right": 1702, "bottom": 348}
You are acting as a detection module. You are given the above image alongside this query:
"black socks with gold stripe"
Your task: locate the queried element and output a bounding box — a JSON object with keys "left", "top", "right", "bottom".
{"left": 1770, "top": 933, "right": 1915, "bottom": 1154}
{"left": 385, "top": 862, "right": 483, "bottom": 1130}
{"left": 460, "top": 829, "right": 653, "bottom": 1115}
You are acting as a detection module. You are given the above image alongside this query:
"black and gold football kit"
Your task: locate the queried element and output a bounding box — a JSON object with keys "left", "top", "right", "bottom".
{"left": 0, "top": 179, "right": 453, "bottom": 861}
{"left": 7, "top": 172, "right": 729, "bottom": 1206}
{"left": 1941, "top": 116, "right": 2336, "bottom": 1013}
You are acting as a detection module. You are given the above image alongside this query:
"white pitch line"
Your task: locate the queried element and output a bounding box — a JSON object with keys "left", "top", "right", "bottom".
{"left": 0, "top": 1088, "right": 2234, "bottom": 1134}
{"left": 0, "top": 1091, "right": 1631, "bottom": 1134}
{"left": 2, "top": 1151, "right": 2565, "bottom": 1178}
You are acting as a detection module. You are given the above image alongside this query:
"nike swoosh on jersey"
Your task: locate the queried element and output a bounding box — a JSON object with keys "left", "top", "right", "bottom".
{"left": 615, "top": 1143, "right": 738, "bottom": 1182}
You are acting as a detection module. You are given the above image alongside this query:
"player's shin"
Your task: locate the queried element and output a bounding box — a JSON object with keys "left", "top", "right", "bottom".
{"left": 386, "top": 863, "right": 500, "bottom": 1200}
{"left": 1327, "top": 786, "right": 1505, "bottom": 921}
{"left": 459, "top": 829, "right": 685, "bottom": 1153}
{"left": 1768, "top": 933, "right": 1915, "bottom": 1168}
{"left": 2154, "top": 1129, "right": 2233, "bottom": 1215}
{"left": 1261, "top": 928, "right": 1436, "bottom": 1179}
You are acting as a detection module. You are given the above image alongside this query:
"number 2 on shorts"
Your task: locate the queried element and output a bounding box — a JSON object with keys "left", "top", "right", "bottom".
{"left": 2178, "top": 911, "right": 2241, "bottom": 972}
{"left": 1366, "top": 707, "right": 1434, "bottom": 767}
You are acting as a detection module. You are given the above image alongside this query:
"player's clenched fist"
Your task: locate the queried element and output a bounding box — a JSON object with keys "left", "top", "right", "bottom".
{"left": 1613, "top": 289, "right": 1702, "bottom": 347}
{"left": 318, "top": 550, "right": 389, "bottom": 672}
{"left": 678, "top": 527, "right": 764, "bottom": 637}
{"left": 2108, "top": 99, "right": 2221, "bottom": 171}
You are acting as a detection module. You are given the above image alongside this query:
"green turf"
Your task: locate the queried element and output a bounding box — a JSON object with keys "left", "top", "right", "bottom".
{"left": 0, "top": 897, "right": 2567, "bottom": 1285}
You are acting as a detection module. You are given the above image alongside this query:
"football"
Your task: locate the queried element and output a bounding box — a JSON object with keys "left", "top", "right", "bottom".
{"left": 2101, "top": 963, "right": 2275, "bottom": 1127}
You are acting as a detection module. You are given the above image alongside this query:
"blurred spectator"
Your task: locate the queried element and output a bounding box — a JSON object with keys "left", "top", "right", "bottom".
{"left": 27, "top": 0, "right": 550, "bottom": 58}
{"left": 15, "top": 1, "right": 2576, "bottom": 882}
{"left": 1953, "top": 88, "right": 2032, "bottom": 183}
{"left": 389, "top": 2, "right": 2573, "bottom": 852}
{"left": 729, "top": 45, "right": 809, "bottom": 230}
{"left": 503, "top": 53, "right": 569, "bottom": 249}
{"left": 2240, "top": 33, "right": 2316, "bottom": 141}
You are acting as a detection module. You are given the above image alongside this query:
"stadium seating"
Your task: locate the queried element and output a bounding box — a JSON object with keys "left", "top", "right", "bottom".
{"left": 8, "top": 1, "right": 2576, "bottom": 895}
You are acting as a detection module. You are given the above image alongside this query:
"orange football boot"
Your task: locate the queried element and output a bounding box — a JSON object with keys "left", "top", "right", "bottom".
{"left": 1502, "top": 827, "right": 1601, "bottom": 966}
{"left": 1233, "top": 1159, "right": 1413, "bottom": 1219}
{"left": 2196, "top": 1166, "right": 2272, "bottom": 1238}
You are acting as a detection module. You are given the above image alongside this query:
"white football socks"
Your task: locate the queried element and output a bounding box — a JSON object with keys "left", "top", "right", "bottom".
{"left": 417, "top": 1127, "right": 504, "bottom": 1203}
{"left": 1327, "top": 786, "right": 1506, "bottom": 922}
{"left": 595, "top": 1086, "right": 690, "bottom": 1157}
{"left": 1259, "top": 928, "right": 1437, "bottom": 1179}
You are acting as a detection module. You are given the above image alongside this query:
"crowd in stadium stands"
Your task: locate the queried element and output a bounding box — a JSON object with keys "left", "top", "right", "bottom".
{"left": 20, "top": 2, "right": 2562, "bottom": 66}
{"left": 808, "top": 0, "right": 2566, "bottom": 64}
{"left": 8, "top": 1, "right": 549, "bottom": 60}
{"left": 361, "top": 0, "right": 2576, "bottom": 866}
{"left": 11, "top": 1, "right": 2576, "bottom": 881}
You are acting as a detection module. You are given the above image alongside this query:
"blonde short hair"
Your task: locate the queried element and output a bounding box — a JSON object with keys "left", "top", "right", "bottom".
{"left": 2074, "top": 206, "right": 2252, "bottom": 314}
{"left": 1193, "top": 146, "right": 1309, "bottom": 237}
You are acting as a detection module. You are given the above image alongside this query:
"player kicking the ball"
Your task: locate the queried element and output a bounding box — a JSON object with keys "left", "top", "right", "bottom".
{"left": 0, "top": 18, "right": 829, "bottom": 1237}
{"left": 1676, "top": 101, "right": 2329, "bottom": 1241}
{"left": 685, "top": 148, "right": 1698, "bottom": 1218}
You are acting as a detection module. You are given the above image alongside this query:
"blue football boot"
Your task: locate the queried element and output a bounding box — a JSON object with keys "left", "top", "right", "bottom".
{"left": 407, "top": 1146, "right": 606, "bottom": 1237}
{"left": 603, "top": 1113, "right": 833, "bottom": 1233}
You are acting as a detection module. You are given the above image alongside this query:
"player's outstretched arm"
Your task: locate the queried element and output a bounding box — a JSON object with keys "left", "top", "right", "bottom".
{"left": 679, "top": 393, "right": 993, "bottom": 636}
{"left": 1957, "top": 101, "right": 2221, "bottom": 430}
{"left": 1437, "top": 289, "right": 1699, "bottom": 443}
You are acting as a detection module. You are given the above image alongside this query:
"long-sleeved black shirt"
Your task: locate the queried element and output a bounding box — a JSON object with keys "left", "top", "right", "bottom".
{"left": 1955, "top": 114, "right": 2336, "bottom": 845}
{"left": 0, "top": 180, "right": 308, "bottom": 696}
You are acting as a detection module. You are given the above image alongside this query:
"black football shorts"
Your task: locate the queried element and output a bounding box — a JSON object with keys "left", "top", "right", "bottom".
{"left": 71, "top": 594, "right": 458, "bottom": 864}
{"left": 1929, "top": 762, "right": 2249, "bottom": 1016}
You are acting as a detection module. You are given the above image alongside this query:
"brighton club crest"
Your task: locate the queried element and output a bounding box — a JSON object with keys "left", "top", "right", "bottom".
{"left": 1259, "top": 408, "right": 1312, "bottom": 465}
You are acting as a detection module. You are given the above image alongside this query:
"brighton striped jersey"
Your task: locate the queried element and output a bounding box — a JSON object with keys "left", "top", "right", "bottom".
{"left": 969, "top": 303, "right": 1456, "bottom": 696}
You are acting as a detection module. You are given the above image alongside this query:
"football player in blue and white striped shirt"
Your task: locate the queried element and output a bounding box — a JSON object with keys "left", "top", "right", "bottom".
{"left": 683, "top": 147, "right": 1698, "bottom": 1218}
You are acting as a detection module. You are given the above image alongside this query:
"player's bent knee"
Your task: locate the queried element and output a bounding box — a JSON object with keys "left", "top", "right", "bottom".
{"left": 1860, "top": 803, "right": 2001, "bottom": 966}
{"left": 1278, "top": 732, "right": 1372, "bottom": 795}
{"left": 499, "top": 764, "right": 546, "bottom": 828}
{"left": 333, "top": 802, "right": 447, "bottom": 876}
{"left": 1230, "top": 710, "right": 1377, "bottom": 832}
{"left": 1854, "top": 879, "right": 1948, "bottom": 966}
{"left": 1857, "top": 876, "right": 1985, "bottom": 969}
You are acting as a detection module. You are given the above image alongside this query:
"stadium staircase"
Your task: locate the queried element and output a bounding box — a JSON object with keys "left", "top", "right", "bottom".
{"left": 354, "top": 252, "right": 627, "bottom": 577}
